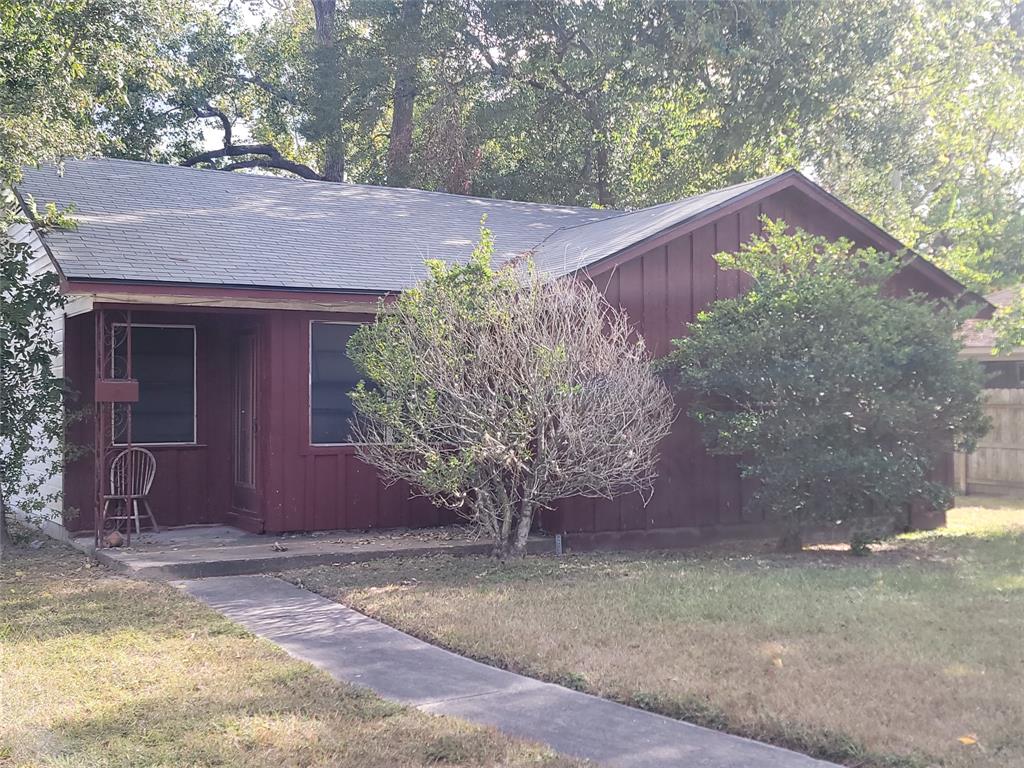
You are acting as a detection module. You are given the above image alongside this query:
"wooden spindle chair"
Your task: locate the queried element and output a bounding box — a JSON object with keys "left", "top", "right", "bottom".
{"left": 103, "top": 447, "right": 159, "bottom": 535}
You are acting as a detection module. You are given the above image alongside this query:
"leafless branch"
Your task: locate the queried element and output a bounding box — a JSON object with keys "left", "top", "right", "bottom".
{"left": 234, "top": 73, "right": 298, "bottom": 106}
{"left": 193, "top": 103, "right": 233, "bottom": 146}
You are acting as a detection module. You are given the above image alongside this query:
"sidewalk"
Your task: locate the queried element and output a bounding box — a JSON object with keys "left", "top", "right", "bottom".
{"left": 180, "top": 575, "right": 838, "bottom": 768}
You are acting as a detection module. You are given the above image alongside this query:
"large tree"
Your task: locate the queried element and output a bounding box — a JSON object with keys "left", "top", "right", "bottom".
{"left": 1, "top": 0, "right": 163, "bottom": 555}
{"left": 0, "top": 0, "right": 163, "bottom": 180}
{"left": 808, "top": 0, "right": 1024, "bottom": 298}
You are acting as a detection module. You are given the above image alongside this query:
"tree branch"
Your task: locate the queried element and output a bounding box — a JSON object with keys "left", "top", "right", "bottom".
{"left": 182, "top": 143, "right": 323, "bottom": 181}
{"left": 218, "top": 157, "right": 323, "bottom": 179}
{"left": 234, "top": 73, "right": 298, "bottom": 106}
{"left": 193, "top": 103, "right": 232, "bottom": 146}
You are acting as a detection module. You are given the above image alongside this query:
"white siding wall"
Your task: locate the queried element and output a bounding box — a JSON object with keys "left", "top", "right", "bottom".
{"left": 7, "top": 214, "right": 67, "bottom": 532}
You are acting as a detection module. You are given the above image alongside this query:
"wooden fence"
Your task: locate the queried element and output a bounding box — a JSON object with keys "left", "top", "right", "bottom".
{"left": 955, "top": 388, "right": 1024, "bottom": 498}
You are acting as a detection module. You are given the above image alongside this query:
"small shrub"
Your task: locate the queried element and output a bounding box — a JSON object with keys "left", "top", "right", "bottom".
{"left": 552, "top": 670, "right": 588, "bottom": 691}
{"left": 849, "top": 531, "right": 880, "bottom": 557}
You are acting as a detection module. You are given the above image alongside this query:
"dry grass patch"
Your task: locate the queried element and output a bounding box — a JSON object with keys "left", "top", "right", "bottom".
{"left": 287, "top": 498, "right": 1024, "bottom": 768}
{"left": 0, "top": 541, "right": 578, "bottom": 768}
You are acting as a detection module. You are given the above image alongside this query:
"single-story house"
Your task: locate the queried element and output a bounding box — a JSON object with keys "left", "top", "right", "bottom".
{"left": 956, "top": 286, "right": 1024, "bottom": 497}
{"left": 12, "top": 159, "right": 988, "bottom": 548}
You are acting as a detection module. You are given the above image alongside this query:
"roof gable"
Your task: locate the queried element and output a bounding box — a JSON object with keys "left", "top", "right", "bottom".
{"left": 530, "top": 172, "right": 789, "bottom": 276}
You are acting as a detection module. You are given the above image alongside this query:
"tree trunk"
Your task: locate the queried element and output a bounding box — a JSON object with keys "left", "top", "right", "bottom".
{"left": 311, "top": 0, "right": 346, "bottom": 182}
{"left": 508, "top": 503, "right": 534, "bottom": 558}
{"left": 584, "top": 98, "right": 614, "bottom": 207}
{"left": 386, "top": 0, "right": 424, "bottom": 187}
{"left": 595, "top": 140, "right": 612, "bottom": 207}
{"left": 322, "top": 134, "right": 346, "bottom": 182}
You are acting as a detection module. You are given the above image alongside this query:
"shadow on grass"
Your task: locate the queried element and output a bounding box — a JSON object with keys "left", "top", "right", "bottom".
{"left": 35, "top": 675, "right": 510, "bottom": 768}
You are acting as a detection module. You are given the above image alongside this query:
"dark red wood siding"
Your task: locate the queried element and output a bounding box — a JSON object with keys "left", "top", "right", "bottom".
{"left": 258, "top": 310, "right": 457, "bottom": 534}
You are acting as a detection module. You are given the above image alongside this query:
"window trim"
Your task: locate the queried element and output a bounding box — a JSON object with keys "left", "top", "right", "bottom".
{"left": 112, "top": 323, "right": 198, "bottom": 447}
{"left": 308, "top": 319, "right": 363, "bottom": 447}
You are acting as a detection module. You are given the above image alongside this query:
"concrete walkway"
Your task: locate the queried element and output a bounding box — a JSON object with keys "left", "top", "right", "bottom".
{"left": 180, "top": 575, "right": 837, "bottom": 768}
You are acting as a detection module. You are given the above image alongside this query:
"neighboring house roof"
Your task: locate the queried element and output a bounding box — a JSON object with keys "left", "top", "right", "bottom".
{"left": 963, "top": 285, "right": 1022, "bottom": 351}
{"left": 986, "top": 286, "right": 1021, "bottom": 309}
{"left": 16, "top": 158, "right": 982, "bottom": 307}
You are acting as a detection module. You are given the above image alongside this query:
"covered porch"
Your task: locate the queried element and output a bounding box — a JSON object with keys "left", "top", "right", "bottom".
{"left": 65, "top": 305, "right": 266, "bottom": 539}
{"left": 62, "top": 295, "right": 454, "bottom": 545}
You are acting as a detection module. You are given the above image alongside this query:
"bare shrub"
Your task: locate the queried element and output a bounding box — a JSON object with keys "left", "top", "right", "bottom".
{"left": 348, "top": 229, "right": 674, "bottom": 558}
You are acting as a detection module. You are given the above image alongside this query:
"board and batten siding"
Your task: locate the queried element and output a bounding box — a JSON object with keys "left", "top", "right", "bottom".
{"left": 547, "top": 186, "right": 956, "bottom": 541}
{"left": 259, "top": 310, "right": 459, "bottom": 533}
{"left": 6, "top": 213, "right": 66, "bottom": 531}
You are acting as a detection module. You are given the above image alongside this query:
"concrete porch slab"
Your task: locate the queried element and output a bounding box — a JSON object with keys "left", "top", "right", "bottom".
{"left": 70, "top": 525, "right": 555, "bottom": 579}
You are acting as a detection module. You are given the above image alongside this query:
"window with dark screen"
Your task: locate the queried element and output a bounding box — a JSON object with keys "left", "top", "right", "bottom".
{"left": 113, "top": 325, "right": 196, "bottom": 444}
{"left": 980, "top": 361, "right": 1024, "bottom": 389}
{"left": 310, "top": 322, "right": 361, "bottom": 444}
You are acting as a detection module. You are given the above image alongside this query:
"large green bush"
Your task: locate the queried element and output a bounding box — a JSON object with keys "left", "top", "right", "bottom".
{"left": 663, "top": 220, "right": 989, "bottom": 550}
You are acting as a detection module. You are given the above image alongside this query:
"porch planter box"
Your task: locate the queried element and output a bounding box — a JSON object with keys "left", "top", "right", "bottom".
{"left": 95, "top": 379, "right": 140, "bottom": 403}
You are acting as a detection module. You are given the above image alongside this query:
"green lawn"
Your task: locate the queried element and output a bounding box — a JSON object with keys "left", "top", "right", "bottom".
{"left": 287, "top": 498, "right": 1024, "bottom": 768}
{"left": 0, "top": 542, "right": 577, "bottom": 768}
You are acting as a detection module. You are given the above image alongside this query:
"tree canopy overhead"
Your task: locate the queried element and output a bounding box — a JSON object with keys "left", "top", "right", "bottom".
{"left": 4, "top": 0, "right": 1023, "bottom": 300}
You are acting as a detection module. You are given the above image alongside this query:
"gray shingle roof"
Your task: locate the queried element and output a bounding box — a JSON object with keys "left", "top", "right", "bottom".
{"left": 532, "top": 172, "right": 789, "bottom": 276}
{"left": 17, "top": 158, "right": 784, "bottom": 293}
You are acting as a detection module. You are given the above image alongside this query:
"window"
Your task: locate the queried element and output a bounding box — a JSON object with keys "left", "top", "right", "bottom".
{"left": 114, "top": 325, "right": 196, "bottom": 444}
{"left": 980, "top": 361, "right": 1024, "bottom": 389}
{"left": 310, "top": 322, "right": 361, "bottom": 444}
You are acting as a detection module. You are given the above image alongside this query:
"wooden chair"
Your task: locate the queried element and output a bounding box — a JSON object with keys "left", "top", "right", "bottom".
{"left": 103, "top": 447, "right": 159, "bottom": 535}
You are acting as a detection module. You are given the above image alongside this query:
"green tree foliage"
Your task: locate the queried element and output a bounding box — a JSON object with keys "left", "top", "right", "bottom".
{"left": 0, "top": 0, "right": 164, "bottom": 181}
{"left": 347, "top": 229, "right": 673, "bottom": 558}
{"left": 809, "top": 0, "right": 1024, "bottom": 299}
{"left": 993, "top": 287, "right": 1024, "bottom": 352}
{"left": 662, "top": 221, "right": 990, "bottom": 550}
{"left": 0, "top": 198, "right": 73, "bottom": 556}
{"left": 1, "top": 0, "right": 158, "bottom": 554}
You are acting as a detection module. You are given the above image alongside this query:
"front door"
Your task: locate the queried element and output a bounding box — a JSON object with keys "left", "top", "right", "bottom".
{"left": 230, "top": 332, "right": 262, "bottom": 529}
